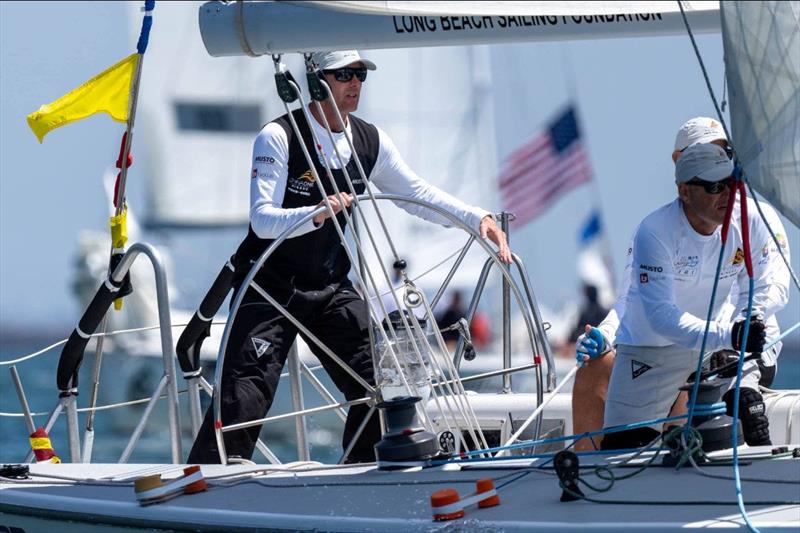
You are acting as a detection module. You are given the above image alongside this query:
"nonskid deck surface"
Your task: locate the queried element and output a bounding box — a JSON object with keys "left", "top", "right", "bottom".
{"left": 1, "top": 450, "right": 798, "bottom": 532}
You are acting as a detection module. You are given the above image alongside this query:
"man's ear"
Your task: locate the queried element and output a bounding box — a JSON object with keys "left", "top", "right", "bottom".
{"left": 671, "top": 150, "right": 681, "bottom": 164}
{"left": 677, "top": 183, "right": 689, "bottom": 202}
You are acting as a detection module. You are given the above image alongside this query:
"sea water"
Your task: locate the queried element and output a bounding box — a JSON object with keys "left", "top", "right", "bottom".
{"left": 2, "top": 337, "right": 799, "bottom": 464}
{"left": 0, "top": 337, "right": 342, "bottom": 464}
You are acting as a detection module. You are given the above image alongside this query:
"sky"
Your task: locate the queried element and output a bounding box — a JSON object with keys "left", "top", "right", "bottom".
{"left": 1, "top": 1, "right": 798, "bottom": 346}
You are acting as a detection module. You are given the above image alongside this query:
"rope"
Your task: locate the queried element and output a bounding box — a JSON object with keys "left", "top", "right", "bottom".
{"left": 0, "top": 388, "right": 191, "bottom": 417}
{"left": 0, "top": 321, "right": 227, "bottom": 365}
{"left": 559, "top": 426, "right": 800, "bottom": 506}
{"left": 676, "top": 0, "right": 799, "bottom": 292}
{"left": 745, "top": 181, "right": 800, "bottom": 292}
{"left": 431, "top": 414, "right": 690, "bottom": 462}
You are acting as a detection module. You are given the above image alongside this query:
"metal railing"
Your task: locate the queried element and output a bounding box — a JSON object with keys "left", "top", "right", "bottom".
{"left": 6, "top": 199, "right": 556, "bottom": 466}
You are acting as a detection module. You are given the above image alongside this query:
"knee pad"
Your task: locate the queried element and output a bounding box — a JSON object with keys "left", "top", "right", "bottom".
{"left": 724, "top": 388, "right": 771, "bottom": 447}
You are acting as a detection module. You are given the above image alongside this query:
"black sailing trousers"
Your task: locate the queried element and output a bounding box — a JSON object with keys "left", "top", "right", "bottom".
{"left": 187, "top": 282, "right": 380, "bottom": 464}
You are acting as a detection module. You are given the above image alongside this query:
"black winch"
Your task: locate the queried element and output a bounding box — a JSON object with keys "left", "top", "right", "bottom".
{"left": 680, "top": 380, "right": 743, "bottom": 453}
{"left": 374, "top": 396, "right": 438, "bottom": 469}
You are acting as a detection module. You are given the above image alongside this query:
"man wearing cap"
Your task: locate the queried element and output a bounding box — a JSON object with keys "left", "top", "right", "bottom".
{"left": 572, "top": 118, "right": 790, "bottom": 450}
{"left": 187, "top": 51, "right": 511, "bottom": 464}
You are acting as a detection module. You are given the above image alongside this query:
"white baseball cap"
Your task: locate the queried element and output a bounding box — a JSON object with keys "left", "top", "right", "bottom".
{"left": 674, "top": 117, "right": 727, "bottom": 151}
{"left": 310, "top": 50, "right": 377, "bottom": 71}
{"left": 675, "top": 143, "right": 734, "bottom": 183}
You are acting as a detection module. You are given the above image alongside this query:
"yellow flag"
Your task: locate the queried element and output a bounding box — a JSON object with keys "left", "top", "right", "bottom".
{"left": 27, "top": 53, "right": 138, "bottom": 143}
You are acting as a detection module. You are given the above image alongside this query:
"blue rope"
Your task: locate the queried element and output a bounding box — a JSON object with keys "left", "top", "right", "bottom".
{"left": 438, "top": 414, "right": 687, "bottom": 460}
{"left": 731, "top": 277, "right": 760, "bottom": 533}
{"left": 684, "top": 230, "right": 728, "bottom": 431}
{"left": 692, "top": 402, "right": 727, "bottom": 417}
{"left": 432, "top": 447, "right": 644, "bottom": 467}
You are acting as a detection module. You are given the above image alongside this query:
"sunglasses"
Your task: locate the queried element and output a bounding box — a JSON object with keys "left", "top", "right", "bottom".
{"left": 324, "top": 67, "right": 368, "bottom": 83}
{"left": 685, "top": 177, "right": 733, "bottom": 194}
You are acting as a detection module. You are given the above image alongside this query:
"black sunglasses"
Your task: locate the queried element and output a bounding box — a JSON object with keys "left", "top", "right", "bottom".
{"left": 324, "top": 67, "right": 368, "bottom": 83}
{"left": 686, "top": 177, "right": 733, "bottom": 194}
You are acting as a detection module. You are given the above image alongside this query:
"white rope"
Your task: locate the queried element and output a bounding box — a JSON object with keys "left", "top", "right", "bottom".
{"left": 0, "top": 321, "right": 227, "bottom": 366}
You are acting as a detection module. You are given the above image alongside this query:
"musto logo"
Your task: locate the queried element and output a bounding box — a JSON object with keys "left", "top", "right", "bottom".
{"left": 639, "top": 264, "right": 663, "bottom": 272}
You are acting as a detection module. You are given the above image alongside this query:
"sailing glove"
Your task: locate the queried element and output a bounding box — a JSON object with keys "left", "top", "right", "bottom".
{"left": 731, "top": 317, "right": 766, "bottom": 353}
{"left": 575, "top": 327, "right": 610, "bottom": 366}
{"left": 723, "top": 388, "right": 771, "bottom": 446}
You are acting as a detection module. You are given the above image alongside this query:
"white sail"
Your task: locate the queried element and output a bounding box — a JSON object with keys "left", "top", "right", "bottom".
{"left": 127, "top": 1, "right": 303, "bottom": 227}
{"left": 355, "top": 45, "right": 497, "bottom": 301}
{"left": 721, "top": 1, "right": 800, "bottom": 226}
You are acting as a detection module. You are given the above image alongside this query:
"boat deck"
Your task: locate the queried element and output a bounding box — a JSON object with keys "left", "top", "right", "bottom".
{"left": 2, "top": 449, "right": 798, "bottom": 532}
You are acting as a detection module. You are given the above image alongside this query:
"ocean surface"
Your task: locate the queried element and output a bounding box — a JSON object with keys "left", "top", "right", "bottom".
{"left": 1, "top": 337, "right": 798, "bottom": 465}
{"left": 0, "top": 337, "right": 343, "bottom": 465}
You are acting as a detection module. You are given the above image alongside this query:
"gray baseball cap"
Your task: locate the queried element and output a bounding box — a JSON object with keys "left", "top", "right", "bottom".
{"left": 311, "top": 50, "right": 377, "bottom": 71}
{"left": 675, "top": 143, "right": 734, "bottom": 183}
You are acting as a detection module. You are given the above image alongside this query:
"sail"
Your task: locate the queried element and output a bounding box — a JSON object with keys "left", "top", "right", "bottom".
{"left": 721, "top": 1, "right": 800, "bottom": 226}
{"left": 353, "top": 46, "right": 498, "bottom": 301}
{"left": 199, "top": 1, "right": 721, "bottom": 56}
{"left": 128, "top": 1, "right": 303, "bottom": 227}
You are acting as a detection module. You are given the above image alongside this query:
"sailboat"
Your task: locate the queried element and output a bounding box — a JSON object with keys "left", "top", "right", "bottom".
{"left": 1, "top": 1, "right": 798, "bottom": 531}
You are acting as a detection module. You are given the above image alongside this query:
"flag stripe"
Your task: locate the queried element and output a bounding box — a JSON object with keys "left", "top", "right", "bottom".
{"left": 499, "top": 142, "right": 556, "bottom": 187}
{"left": 497, "top": 105, "right": 592, "bottom": 224}
{"left": 501, "top": 144, "right": 589, "bottom": 201}
{"left": 510, "top": 173, "right": 590, "bottom": 227}
{"left": 504, "top": 161, "right": 592, "bottom": 224}
{"left": 505, "top": 135, "right": 549, "bottom": 167}
{"left": 505, "top": 161, "right": 592, "bottom": 215}
{"left": 506, "top": 161, "right": 592, "bottom": 216}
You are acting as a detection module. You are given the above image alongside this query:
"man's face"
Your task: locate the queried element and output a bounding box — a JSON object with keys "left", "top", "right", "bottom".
{"left": 323, "top": 61, "right": 365, "bottom": 114}
{"left": 678, "top": 177, "right": 732, "bottom": 229}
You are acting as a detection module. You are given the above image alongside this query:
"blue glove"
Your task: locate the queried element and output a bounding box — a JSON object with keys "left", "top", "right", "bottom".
{"left": 575, "top": 326, "right": 607, "bottom": 366}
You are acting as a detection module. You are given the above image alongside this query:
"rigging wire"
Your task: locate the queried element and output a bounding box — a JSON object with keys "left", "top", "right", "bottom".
{"left": 676, "top": 1, "right": 799, "bottom": 293}
{"left": 676, "top": 5, "right": 793, "bottom": 530}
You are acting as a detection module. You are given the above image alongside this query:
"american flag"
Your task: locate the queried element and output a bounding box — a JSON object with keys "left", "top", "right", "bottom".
{"left": 498, "top": 106, "right": 593, "bottom": 228}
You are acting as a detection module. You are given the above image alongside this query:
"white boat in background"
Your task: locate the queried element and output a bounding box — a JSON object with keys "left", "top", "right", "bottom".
{"left": 2, "top": 1, "right": 799, "bottom": 532}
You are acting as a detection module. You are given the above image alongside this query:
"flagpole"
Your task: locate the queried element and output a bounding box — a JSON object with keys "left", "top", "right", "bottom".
{"left": 114, "top": 0, "right": 154, "bottom": 213}
{"left": 83, "top": 0, "right": 156, "bottom": 463}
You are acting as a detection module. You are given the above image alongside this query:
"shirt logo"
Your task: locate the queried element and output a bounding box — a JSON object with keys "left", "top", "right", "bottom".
{"left": 251, "top": 337, "right": 271, "bottom": 357}
{"left": 251, "top": 168, "right": 258, "bottom": 179}
{"left": 732, "top": 248, "right": 744, "bottom": 265}
{"left": 287, "top": 170, "right": 316, "bottom": 196}
{"left": 255, "top": 155, "right": 276, "bottom": 164}
{"left": 639, "top": 264, "right": 663, "bottom": 272}
{"left": 640, "top": 273, "right": 649, "bottom": 284}
{"left": 631, "top": 360, "right": 652, "bottom": 379}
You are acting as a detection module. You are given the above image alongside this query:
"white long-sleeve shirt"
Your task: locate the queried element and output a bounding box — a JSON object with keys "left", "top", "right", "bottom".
{"left": 596, "top": 197, "right": 790, "bottom": 355}
{"left": 248, "top": 107, "right": 490, "bottom": 240}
